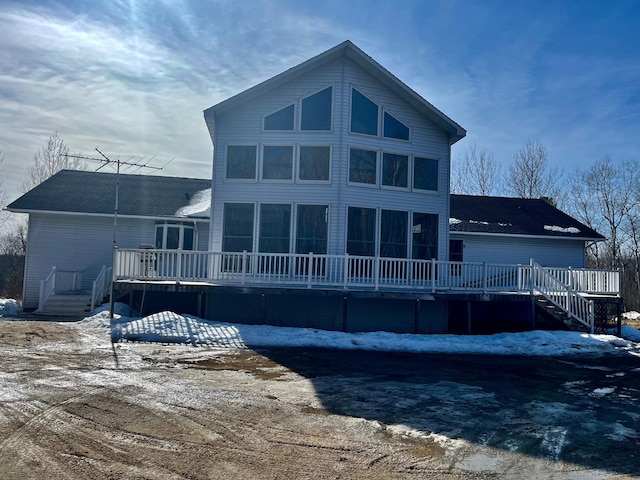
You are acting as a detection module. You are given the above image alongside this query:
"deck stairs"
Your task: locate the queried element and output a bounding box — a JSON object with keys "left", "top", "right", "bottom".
{"left": 534, "top": 296, "right": 590, "bottom": 332}
{"left": 36, "top": 294, "right": 93, "bottom": 318}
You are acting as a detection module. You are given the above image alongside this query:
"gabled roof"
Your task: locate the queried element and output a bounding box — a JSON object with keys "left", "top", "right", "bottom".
{"left": 203, "top": 40, "right": 466, "bottom": 145}
{"left": 7, "top": 170, "right": 212, "bottom": 219}
{"left": 450, "top": 195, "right": 604, "bottom": 241}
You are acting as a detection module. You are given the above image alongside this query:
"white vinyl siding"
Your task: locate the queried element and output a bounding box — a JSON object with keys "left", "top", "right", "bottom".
{"left": 451, "top": 234, "right": 587, "bottom": 268}
{"left": 210, "top": 55, "right": 451, "bottom": 260}
{"left": 22, "top": 213, "right": 209, "bottom": 309}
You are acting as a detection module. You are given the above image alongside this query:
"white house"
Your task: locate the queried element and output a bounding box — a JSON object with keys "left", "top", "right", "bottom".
{"left": 8, "top": 40, "right": 620, "bottom": 333}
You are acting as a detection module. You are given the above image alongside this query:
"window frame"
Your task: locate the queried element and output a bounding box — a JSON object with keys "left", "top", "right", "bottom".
{"left": 295, "top": 204, "right": 329, "bottom": 255}
{"left": 348, "top": 147, "right": 378, "bottom": 187}
{"left": 383, "top": 110, "right": 411, "bottom": 141}
{"left": 261, "top": 144, "right": 295, "bottom": 182}
{"left": 350, "top": 87, "right": 379, "bottom": 137}
{"left": 262, "top": 103, "right": 295, "bottom": 132}
{"left": 225, "top": 144, "right": 258, "bottom": 181}
{"left": 379, "top": 209, "right": 408, "bottom": 259}
{"left": 258, "top": 203, "right": 292, "bottom": 254}
{"left": 297, "top": 145, "right": 331, "bottom": 183}
{"left": 154, "top": 222, "right": 196, "bottom": 251}
{"left": 381, "top": 151, "right": 409, "bottom": 190}
{"left": 413, "top": 156, "right": 439, "bottom": 193}
{"left": 346, "top": 205, "right": 377, "bottom": 257}
{"left": 222, "top": 203, "right": 256, "bottom": 253}
{"left": 300, "top": 86, "right": 333, "bottom": 132}
{"left": 411, "top": 212, "right": 439, "bottom": 260}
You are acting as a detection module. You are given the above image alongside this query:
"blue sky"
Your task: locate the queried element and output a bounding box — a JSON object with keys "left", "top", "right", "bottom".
{"left": 1, "top": 0, "right": 639, "bottom": 204}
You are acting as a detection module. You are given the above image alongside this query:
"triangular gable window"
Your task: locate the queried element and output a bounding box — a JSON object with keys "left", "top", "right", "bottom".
{"left": 350, "top": 88, "right": 378, "bottom": 136}
{"left": 301, "top": 87, "right": 332, "bottom": 131}
{"left": 383, "top": 111, "right": 410, "bottom": 140}
{"left": 264, "top": 104, "right": 294, "bottom": 131}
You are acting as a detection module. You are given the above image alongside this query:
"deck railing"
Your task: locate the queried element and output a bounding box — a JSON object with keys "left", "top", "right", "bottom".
{"left": 91, "top": 265, "right": 112, "bottom": 311}
{"left": 113, "top": 249, "right": 621, "bottom": 297}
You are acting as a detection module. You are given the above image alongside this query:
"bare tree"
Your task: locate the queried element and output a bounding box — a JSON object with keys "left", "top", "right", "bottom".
{"left": 451, "top": 142, "right": 502, "bottom": 196}
{"left": 21, "top": 132, "right": 85, "bottom": 192}
{"left": 0, "top": 148, "right": 7, "bottom": 229}
{"left": 507, "top": 140, "right": 562, "bottom": 202}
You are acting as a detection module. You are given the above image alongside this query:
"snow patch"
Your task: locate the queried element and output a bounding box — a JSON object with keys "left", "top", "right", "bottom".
{"left": 0, "top": 299, "right": 20, "bottom": 317}
{"left": 469, "top": 220, "right": 489, "bottom": 225}
{"left": 175, "top": 188, "right": 211, "bottom": 217}
{"left": 544, "top": 225, "right": 580, "bottom": 234}
{"left": 590, "top": 387, "right": 616, "bottom": 398}
{"left": 606, "top": 422, "right": 639, "bottom": 441}
{"left": 623, "top": 311, "right": 640, "bottom": 321}
{"left": 104, "top": 311, "right": 640, "bottom": 357}
{"left": 449, "top": 218, "right": 462, "bottom": 225}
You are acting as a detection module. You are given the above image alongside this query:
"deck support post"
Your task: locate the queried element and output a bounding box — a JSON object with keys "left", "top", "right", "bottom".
{"left": 414, "top": 298, "right": 421, "bottom": 333}
{"left": 342, "top": 295, "right": 348, "bottom": 332}
{"left": 466, "top": 301, "right": 472, "bottom": 335}
{"left": 260, "top": 293, "right": 266, "bottom": 324}
{"left": 616, "top": 300, "right": 622, "bottom": 337}
{"left": 530, "top": 296, "right": 536, "bottom": 330}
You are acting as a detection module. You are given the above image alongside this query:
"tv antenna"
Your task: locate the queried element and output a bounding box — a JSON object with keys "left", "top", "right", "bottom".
{"left": 64, "top": 148, "right": 173, "bottom": 318}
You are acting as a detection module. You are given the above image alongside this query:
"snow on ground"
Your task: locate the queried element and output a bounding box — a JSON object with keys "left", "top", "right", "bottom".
{"left": 624, "top": 310, "right": 640, "bottom": 321}
{"left": 76, "top": 308, "right": 640, "bottom": 357}
{"left": 0, "top": 299, "right": 20, "bottom": 317}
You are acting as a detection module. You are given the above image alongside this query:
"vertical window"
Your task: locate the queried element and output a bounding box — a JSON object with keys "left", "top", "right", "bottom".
{"left": 263, "top": 146, "right": 293, "bottom": 180}
{"left": 349, "top": 148, "right": 377, "bottom": 185}
{"left": 380, "top": 210, "right": 408, "bottom": 258}
{"left": 449, "top": 240, "right": 463, "bottom": 262}
{"left": 259, "top": 204, "right": 291, "bottom": 253}
{"left": 412, "top": 213, "right": 438, "bottom": 259}
{"left": 350, "top": 88, "right": 378, "bottom": 136}
{"left": 347, "top": 207, "right": 376, "bottom": 256}
{"left": 299, "top": 146, "right": 330, "bottom": 181}
{"left": 222, "top": 203, "right": 254, "bottom": 252}
{"left": 264, "top": 104, "right": 294, "bottom": 131}
{"left": 296, "top": 205, "right": 328, "bottom": 254}
{"left": 383, "top": 112, "right": 410, "bottom": 140}
{"left": 413, "top": 157, "right": 438, "bottom": 191}
{"left": 381, "top": 153, "right": 408, "bottom": 188}
{"left": 301, "top": 86, "right": 332, "bottom": 131}
{"left": 166, "top": 226, "right": 180, "bottom": 249}
{"left": 226, "top": 145, "right": 257, "bottom": 179}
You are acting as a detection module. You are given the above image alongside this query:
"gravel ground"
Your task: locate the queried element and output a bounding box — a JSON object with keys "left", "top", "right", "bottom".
{"left": 0, "top": 319, "right": 639, "bottom": 479}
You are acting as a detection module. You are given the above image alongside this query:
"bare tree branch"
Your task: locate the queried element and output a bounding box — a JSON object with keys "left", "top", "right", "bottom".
{"left": 507, "top": 140, "right": 562, "bottom": 201}
{"left": 451, "top": 142, "right": 502, "bottom": 196}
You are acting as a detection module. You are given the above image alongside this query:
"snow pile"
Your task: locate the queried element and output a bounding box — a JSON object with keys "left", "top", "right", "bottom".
{"left": 0, "top": 299, "right": 20, "bottom": 317}
{"left": 544, "top": 225, "right": 580, "bottom": 234}
{"left": 449, "top": 218, "right": 462, "bottom": 225}
{"left": 103, "top": 310, "right": 640, "bottom": 357}
{"left": 175, "top": 188, "right": 211, "bottom": 217}
{"left": 624, "top": 311, "right": 640, "bottom": 321}
{"left": 620, "top": 326, "right": 640, "bottom": 342}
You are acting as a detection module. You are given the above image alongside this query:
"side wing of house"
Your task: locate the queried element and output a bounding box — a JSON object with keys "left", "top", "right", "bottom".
{"left": 9, "top": 170, "right": 212, "bottom": 310}
{"left": 206, "top": 41, "right": 464, "bottom": 265}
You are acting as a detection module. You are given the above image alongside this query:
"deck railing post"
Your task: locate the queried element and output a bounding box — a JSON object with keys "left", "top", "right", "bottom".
{"left": 431, "top": 258, "right": 436, "bottom": 293}
{"left": 242, "top": 250, "right": 247, "bottom": 285}
{"left": 343, "top": 254, "right": 349, "bottom": 289}
{"left": 176, "top": 250, "right": 182, "bottom": 284}
{"left": 374, "top": 256, "right": 380, "bottom": 291}
{"left": 482, "top": 261, "right": 488, "bottom": 294}
{"left": 308, "top": 252, "right": 313, "bottom": 288}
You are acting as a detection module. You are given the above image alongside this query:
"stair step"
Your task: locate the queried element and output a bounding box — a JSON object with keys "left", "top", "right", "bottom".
{"left": 36, "top": 295, "right": 93, "bottom": 317}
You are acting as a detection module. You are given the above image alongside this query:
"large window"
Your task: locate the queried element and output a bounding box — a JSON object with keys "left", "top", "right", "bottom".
{"left": 350, "top": 88, "right": 378, "bottom": 136}
{"left": 413, "top": 157, "right": 438, "bottom": 191}
{"left": 226, "top": 145, "right": 257, "bottom": 179}
{"left": 382, "top": 152, "right": 408, "bottom": 188}
{"left": 262, "top": 145, "right": 293, "bottom": 180}
{"left": 299, "top": 146, "right": 330, "bottom": 181}
{"left": 222, "top": 203, "right": 255, "bottom": 252}
{"left": 301, "top": 87, "right": 332, "bottom": 131}
{"left": 155, "top": 223, "right": 195, "bottom": 250}
{"left": 349, "top": 148, "right": 377, "bottom": 185}
{"left": 380, "top": 210, "right": 408, "bottom": 258}
{"left": 264, "top": 104, "right": 294, "bottom": 131}
{"left": 259, "top": 204, "right": 291, "bottom": 253}
{"left": 296, "top": 205, "right": 328, "bottom": 254}
{"left": 383, "top": 112, "right": 410, "bottom": 140}
{"left": 412, "top": 212, "right": 438, "bottom": 260}
{"left": 347, "top": 207, "right": 376, "bottom": 256}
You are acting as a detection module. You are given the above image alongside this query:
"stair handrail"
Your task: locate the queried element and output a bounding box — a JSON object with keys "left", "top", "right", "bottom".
{"left": 38, "top": 266, "right": 57, "bottom": 311}
{"left": 90, "top": 265, "right": 111, "bottom": 311}
{"left": 530, "top": 259, "right": 594, "bottom": 332}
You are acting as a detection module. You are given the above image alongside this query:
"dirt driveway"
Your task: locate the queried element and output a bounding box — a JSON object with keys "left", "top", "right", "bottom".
{"left": 0, "top": 319, "right": 639, "bottom": 479}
